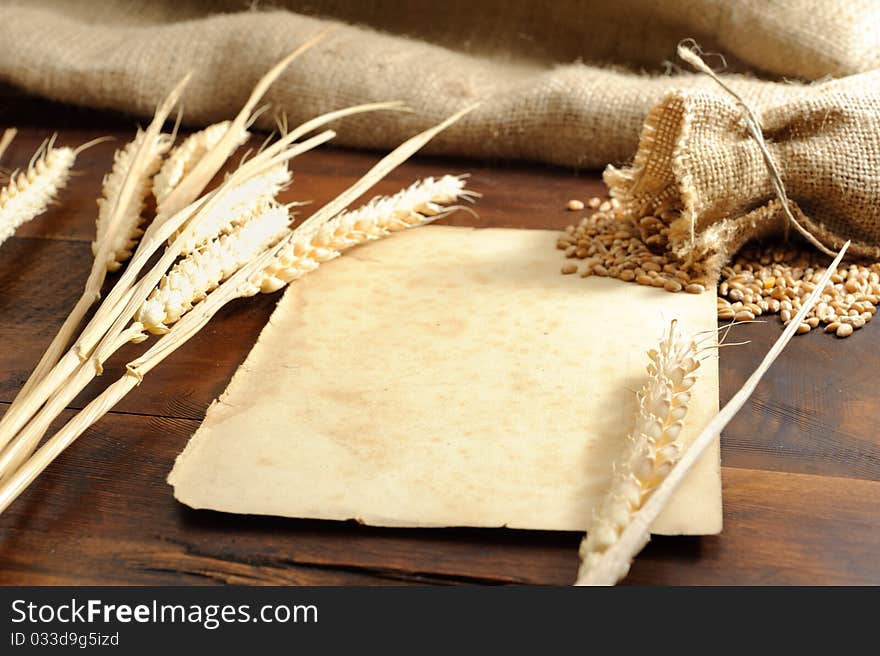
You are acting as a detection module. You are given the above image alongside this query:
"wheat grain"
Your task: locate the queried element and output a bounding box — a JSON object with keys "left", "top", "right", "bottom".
{"left": 171, "top": 163, "right": 291, "bottom": 254}
{"left": 94, "top": 129, "right": 172, "bottom": 271}
{"left": 153, "top": 121, "right": 249, "bottom": 206}
{"left": 0, "top": 141, "right": 75, "bottom": 248}
{"left": 560, "top": 198, "right": 877, "bottom": 339}
{"left": 576, "top": 321, "right": 699, "bottom": 585}
{"left": 138, "top": 202, "right": 290, "bottom": 334}
{"left": 257, "top": 175, "right": 471, "bottom": 292}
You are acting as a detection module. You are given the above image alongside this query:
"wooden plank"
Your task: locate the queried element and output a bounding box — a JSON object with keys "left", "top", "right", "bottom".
{"left": 0, "top": 407, "right": 876, "bottom": 585}
{"left": 627, "top": 467, "right": 880, "bottom": 585}
{"left": 717, "top": 322, "right": 880, "bottom": 482}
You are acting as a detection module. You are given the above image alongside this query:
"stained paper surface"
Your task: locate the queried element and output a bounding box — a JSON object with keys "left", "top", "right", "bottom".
{"left": 169, "top": 226, "right": 722, "bottom": 534}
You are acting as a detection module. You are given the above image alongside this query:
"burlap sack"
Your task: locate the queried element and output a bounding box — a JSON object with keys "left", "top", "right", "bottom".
{"left": 605, "top": 70, "right": 880, "bottom": 277}
{"left": 0, "top": 0, "right": 878, "bottom": 168}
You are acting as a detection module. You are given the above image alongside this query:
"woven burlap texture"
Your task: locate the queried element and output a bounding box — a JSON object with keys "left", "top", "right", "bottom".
{"left": 605, "top": 70, "right": 880, "bottom": 276}
{"left": 0, "top": 0, "right": 878, "bottom": 168}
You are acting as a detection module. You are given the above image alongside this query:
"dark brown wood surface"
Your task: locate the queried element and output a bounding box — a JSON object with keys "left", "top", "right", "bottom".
{"left": 0, "top": 90, "right": 878, "bottom": 586}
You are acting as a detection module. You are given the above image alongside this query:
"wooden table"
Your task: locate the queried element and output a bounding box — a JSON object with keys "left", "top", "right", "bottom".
{"left": 1, "top": 91, "right": 878, "bottom": 586}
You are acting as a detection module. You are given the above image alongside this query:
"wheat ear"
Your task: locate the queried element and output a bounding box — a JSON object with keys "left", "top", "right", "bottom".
{"left": 576, "top": 242, "right": 850, "bottom": 585}
{"left": 0, "top": 139, "right": 75, "bottom": 248}
{"left": 94, "top": 129, "right": 172, "bottom": 271}
{"left": 153, "top": 121, "right": 248, "bottom": 206}
{"left": 259, "top": 175, "right": 473, "bottom": 292}
{"left": 86, "top": 97, "right": 410, "bottom": 368}
{"left": 172, "top": 163, "right": 291, "bottom": 254}
{"left": 0, "top": 108, "right": 475, "bottom": 510}
{"left": 576, "top": 321, "right": 698, "bottom": 585}
{"left": 0, "top": 76, "right": 189, "bottom": 429}
{"left": 0, "top": 128, "right": 16, "bottom": 162}
{"left": 0, "top": 31, "right": 401, "bottom": 459}
{"left": 138, "top": 202, "right": 290, "bottom": 334}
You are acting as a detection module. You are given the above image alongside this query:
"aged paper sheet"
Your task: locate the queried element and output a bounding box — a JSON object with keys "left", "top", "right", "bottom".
{"left": 170, "top": 226, "right": 722, "bottom": 534}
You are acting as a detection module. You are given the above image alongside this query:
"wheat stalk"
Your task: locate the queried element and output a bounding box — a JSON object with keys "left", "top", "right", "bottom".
{"left": 153, "top": 121, "right": 248, "bottom": 206}
{"left": 138, "top": 202, "right": 290, "bottom": 334}
{"left": 94, "top": 129, "right": 172, "bottom": 271}
{"left": 0, "top": 106, "right": 476, "bottom": 511}
{"left": 0, "top": 139, "right": 76, "bottom": 248}
{"left": 575, "top": 242, "right": 850, "bottom": 585}
{"left": 576, "top": 320, "right": 699, "bottom": 585}
{"left": 0, "top": 128, "right": 16, "bottom": 162}
{"left": 259, "top": 174, "right": 473, "bottom": 292}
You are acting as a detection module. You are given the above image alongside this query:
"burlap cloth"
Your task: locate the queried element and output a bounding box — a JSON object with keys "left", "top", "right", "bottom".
{"left": 0, "top": 1, "right": 878, "bottom": 259}
{"left": 1, "top": 0, "right": 878, "bottom": 169}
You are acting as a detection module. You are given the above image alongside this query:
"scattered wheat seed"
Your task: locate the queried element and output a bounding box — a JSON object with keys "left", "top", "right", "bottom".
{"left": 559, "top": 195, "right": 880, "bottom": 339}
{"left": 566, "top": 199, "right": 584, "bottom": 211}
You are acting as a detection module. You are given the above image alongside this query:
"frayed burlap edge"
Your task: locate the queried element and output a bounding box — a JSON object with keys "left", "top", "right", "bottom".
{"left": 604, "top": 89, "right": 880, "bottom": 281}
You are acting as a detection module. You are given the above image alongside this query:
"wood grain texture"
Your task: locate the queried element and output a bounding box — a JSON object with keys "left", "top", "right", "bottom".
{"left": 0, "top": 88, "right": 877, "bottom": 585}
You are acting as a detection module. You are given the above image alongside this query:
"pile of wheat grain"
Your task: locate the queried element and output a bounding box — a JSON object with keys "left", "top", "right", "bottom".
{"left": 560, "top": 197, "right": 878, "bottom": 338}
